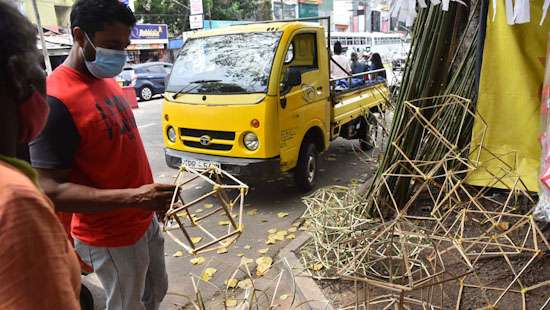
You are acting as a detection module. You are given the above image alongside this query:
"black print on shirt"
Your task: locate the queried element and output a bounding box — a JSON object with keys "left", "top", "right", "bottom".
{"left": 96, "top": 95, "right": 137, "bottom": 140}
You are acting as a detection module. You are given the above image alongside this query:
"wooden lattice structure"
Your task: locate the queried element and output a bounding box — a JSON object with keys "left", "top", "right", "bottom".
{"left": 300, "top": 95, "right": 550, "bottom": 309}
{"left": 163, "top": 164, "right": 248, "bottom": 255}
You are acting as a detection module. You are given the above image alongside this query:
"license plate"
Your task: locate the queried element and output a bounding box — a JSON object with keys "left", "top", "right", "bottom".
{"left": 181, "top": 158, "right": 221, "bottom": 171}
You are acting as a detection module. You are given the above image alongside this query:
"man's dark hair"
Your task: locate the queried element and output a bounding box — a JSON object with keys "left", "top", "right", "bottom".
{"left": 0, "top": 0, "right": 37, "bottom": 95}
{"left": 334, "top": 41, "right": 342, "bottom": 55}
{"left": 70, "top": 0, "right": 136, "bottom": 37}
{"left": 351, "top": 52, "right": 358, "bottom": 63}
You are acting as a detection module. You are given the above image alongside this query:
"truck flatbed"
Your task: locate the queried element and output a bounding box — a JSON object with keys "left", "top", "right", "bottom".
{"left": 331, "top": 81, "right": 389, "bottom": 139}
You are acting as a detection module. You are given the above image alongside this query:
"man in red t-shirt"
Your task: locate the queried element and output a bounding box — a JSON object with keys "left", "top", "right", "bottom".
{"left": 29, "top": 0, "right": 174, "bottom": 309}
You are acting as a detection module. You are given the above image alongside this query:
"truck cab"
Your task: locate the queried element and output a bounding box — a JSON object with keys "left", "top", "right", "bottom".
{"left": 162, "top": 20, "right": 388, "bottom": 190}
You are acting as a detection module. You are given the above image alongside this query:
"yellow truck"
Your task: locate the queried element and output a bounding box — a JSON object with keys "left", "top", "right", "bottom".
{"left": 162, "top": 18, "right": 389, "bottom": 190}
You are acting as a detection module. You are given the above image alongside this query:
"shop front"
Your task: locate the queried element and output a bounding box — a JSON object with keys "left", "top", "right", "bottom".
{"left": 126, "top": 23, "right": 169, "bottom": 64}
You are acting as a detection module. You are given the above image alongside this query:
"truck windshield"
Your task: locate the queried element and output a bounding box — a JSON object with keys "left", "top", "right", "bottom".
{"left": 167, "top": 32, "right": 282, "bottom": 95}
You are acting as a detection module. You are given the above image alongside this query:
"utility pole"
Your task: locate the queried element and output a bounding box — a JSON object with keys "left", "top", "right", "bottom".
{"left": 365, "top": 0, "right": 371, "bottom": 32}
{"left": 363, "top": 1, "right": 368, "bottom": 32}
{"left": 352, "top": 0, "right": 357, "bottom": 31}
{"left": 31, "top": 0, "right": 52, "bottom": 74}
{"left": 208, "top": 1, "right": 212, "bottom": 29}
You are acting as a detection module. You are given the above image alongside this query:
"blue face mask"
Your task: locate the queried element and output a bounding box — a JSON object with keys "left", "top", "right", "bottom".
{"left": 83, "top": 33, "right": 127, "bottom": 79}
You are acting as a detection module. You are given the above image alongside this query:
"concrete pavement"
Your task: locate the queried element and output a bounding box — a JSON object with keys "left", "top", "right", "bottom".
{"left": 83, "top": 97, "right": 374, "bottom": 309}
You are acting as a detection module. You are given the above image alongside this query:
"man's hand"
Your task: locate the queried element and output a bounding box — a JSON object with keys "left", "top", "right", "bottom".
{"left": 37, "top": 168, "right": 179, "bottom": 213}
{"left": 132, "top": 183, "right": 176, "bottom": 212}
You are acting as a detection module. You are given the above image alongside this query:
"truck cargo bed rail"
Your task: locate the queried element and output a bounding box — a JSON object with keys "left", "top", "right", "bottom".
{"left": 330, "top": 68, "right": 387, "bottom": 97}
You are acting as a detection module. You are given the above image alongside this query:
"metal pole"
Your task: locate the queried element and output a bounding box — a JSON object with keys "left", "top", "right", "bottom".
{"left": 208, "top": 0, "right": 212, "bottom": 29}
{"left": 352, "top": 0, "right": 358, "bottom": 31}
{"left": 280, "top": 0, "right": 284, "bottom": 19}
{"left": 31, "top": 0, "right": 52, "bottom": 74}
{"left": 327, "top": 16, "right": 333, "bottom": 101}
{"left": 364, "top": 1, "right": 368, "bottom": 32}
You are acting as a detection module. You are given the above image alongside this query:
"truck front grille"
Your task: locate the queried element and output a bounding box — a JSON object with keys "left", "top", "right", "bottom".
{"left": 180, "top": 128, "right": 235, "bottom": 140}
{"left": 180, "top": 128, "right": 235, "bottom": 151}
{"left": 183, "top": 141, "right": 232, "bottom": 151}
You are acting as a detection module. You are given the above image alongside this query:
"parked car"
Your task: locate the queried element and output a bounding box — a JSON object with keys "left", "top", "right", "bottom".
{"left": 118, "top": 62, "right": 173, "bottom": 101}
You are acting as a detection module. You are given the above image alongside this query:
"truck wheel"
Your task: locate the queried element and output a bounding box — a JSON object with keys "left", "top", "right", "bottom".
{"left": 359, "top": 117, "right": 374, "bottom": 151}
{"left": 294, "top": 141, "right": 319, "bottom": 191}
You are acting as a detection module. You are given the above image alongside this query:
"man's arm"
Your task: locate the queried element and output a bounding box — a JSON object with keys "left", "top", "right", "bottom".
{"left": 37, "top": 168, "right": 174, "bottom": 213}
{"left": 30, "top": 96, "right": 175, "bottom": 213}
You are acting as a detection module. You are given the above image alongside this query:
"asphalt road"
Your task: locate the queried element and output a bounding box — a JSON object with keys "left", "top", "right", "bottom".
{"left": 83, "top": 96, "right": 376, "bottom": 309}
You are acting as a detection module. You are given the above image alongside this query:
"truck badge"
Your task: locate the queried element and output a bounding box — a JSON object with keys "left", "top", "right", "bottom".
{"left": 200, "top": 135, "right": 212, "bottom": 146}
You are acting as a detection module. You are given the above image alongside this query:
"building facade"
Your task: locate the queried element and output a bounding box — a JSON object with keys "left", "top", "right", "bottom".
{"left": 271, "top": 0, "right": 333, "bottom": 20}
{"left": 11, "top": 0, "right": 73, "bottom": 27}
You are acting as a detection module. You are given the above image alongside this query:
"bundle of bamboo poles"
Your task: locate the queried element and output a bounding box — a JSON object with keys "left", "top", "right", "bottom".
{"left": 364, "top": 0, "right": 481, "bottom": 209}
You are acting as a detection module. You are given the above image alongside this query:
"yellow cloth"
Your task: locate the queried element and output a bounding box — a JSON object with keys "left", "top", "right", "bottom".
{"left": 467, "top": 0, "right": 550, "bottom": 191}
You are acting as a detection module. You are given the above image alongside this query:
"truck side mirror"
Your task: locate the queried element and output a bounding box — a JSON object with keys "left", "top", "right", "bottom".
{"left": 280, "top": 68, "right": 302, "bottom": 100}
{"left": 286, "top": 69, "right": 302, "bottom": 87}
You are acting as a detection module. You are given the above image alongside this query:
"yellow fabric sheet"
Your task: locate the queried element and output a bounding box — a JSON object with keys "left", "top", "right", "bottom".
{"left": 466, "top": 0, "right": 550, "bottom": 191}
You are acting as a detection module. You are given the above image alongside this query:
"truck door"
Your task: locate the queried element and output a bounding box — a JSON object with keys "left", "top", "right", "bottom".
{"left": 278, "top": 31, "right": 329, "bottom": 171}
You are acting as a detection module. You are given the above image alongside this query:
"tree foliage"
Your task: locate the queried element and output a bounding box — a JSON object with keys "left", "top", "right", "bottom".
{"left": 134, "top": 0, "right": 188, "bottom": 36}
{"left": 134, "top": 0, "right": 270, "bottom": 36}
{"left": 204, "top": 0, "right": 257, "bottom": 20}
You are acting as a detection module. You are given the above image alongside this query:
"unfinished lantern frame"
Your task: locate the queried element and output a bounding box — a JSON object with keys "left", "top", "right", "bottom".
{"left": 163, "top": 164, "right": 248, "bottom": 255}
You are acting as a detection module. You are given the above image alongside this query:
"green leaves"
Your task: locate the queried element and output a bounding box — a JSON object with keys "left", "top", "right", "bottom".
{"left": 134, "top": 0, "right": 263, "bottom": 35}
{"left": 134, "top": 0, "right": 187, "bottom": 35}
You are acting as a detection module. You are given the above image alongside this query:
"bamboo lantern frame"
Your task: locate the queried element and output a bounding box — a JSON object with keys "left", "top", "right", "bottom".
{"left": 163, "top": 164, "right": 248, "bottom": 255}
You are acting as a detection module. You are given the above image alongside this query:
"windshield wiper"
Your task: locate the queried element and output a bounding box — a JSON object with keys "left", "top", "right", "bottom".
{"left": 171, "top": 79, "right": 222, "bottom": 100}
{"left": 191, "top": 79, "right": 222, "bottom": 84}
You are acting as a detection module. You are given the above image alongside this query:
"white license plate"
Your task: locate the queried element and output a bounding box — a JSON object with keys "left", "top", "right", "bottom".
{"left": 181, "top": 158, "right": 221, "bottom": 170}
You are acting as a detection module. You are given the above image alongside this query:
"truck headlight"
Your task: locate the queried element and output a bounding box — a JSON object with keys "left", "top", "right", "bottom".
{"left": 167, "top": 126, "right": 177, "bottom": 143}
{"left": 243, "top": 132, "right": 259, "bottom": 151}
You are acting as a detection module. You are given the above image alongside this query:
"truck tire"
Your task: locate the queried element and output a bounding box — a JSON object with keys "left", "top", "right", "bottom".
{"left": 294, "top": 141, "right": 319, "bottom": 192}
{"left": 359, "top": 117, "right": 374, "bottom": 151}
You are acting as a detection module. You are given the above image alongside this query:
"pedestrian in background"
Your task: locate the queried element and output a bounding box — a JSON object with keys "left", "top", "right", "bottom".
{"left": 350, "top": 52, "right": 367, "bottom": 87}
{"left": 362, "top": 52, "right": 371, "bottom": 64}
{"left": 331, "top": 41, "right": 351, "bottom": 79}
{"left": 0, "top": 1, "right": 81, "bottom": 309}
{"left": 369, "top": 53, "right": 387, "bottom": 80}
{"left": 29, "top": 0, "right": 175, "bottom": 309}
{"left": 350, "top": 52, "right": 367, "bottom": 75}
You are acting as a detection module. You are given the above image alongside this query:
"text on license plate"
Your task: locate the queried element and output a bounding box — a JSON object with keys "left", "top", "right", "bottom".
{"left": 181, "top": 158, "right": 221, "bottom": 170}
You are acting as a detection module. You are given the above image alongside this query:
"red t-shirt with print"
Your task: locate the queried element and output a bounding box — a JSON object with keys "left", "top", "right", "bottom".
{"left": 30, "top": 65, "right": 153, "bottom": 247}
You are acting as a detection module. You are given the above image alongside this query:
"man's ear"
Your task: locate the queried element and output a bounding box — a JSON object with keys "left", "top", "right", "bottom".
{"left": 72, "top": 26, "right": 86, "bottom": 48}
